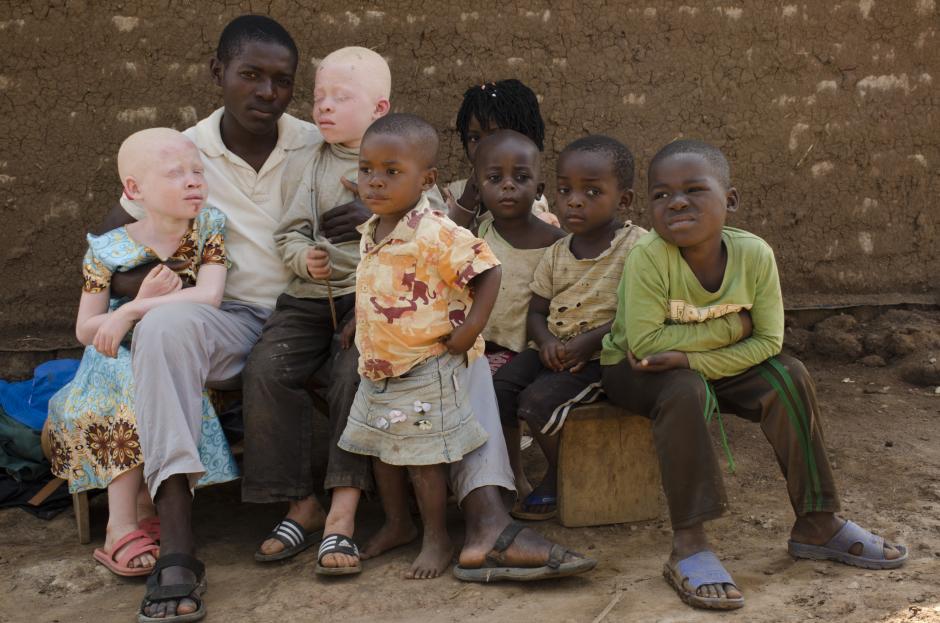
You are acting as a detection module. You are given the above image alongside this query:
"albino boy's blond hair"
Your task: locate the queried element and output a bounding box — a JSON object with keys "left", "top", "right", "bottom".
{"left": 317, "top": 46, "right": 391, "bottom": 101}
{"left": 117, "top": 127, "right": 194, "bottom": 184}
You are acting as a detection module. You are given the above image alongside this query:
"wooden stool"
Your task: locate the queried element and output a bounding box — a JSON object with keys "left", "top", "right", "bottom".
{"left": 39, "top": 420, "right": 91, "bottom": 544}
{"left": 557, "top": 401, "right": 662, "bottom": 528}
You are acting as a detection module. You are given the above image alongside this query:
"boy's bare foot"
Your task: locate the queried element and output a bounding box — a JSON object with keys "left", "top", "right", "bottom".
{"left": 361, "top": 519, "right": 418, "bottom": 560}
{"left": 105, "top": 522, "right": 157, "bottom": 569}
{"left": 790, "top": 513, "right": 904, "bottom": 560}
{"left": 259, "top": 496, "right": 326, "bottom": 556}
{"left": 406, "top": 532, "right": 454, "bottom": 579}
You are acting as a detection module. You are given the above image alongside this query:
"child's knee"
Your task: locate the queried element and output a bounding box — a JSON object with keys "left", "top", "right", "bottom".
{"left": 772, "top": 354, "right": 813, "bottom": 388}
{"left": 654, "top": 370, "right": 711, "bottom": 425}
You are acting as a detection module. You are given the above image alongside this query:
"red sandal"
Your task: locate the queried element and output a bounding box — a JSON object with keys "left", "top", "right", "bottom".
{"left": 93, "top": 529, "right": 160, "bottom": 577}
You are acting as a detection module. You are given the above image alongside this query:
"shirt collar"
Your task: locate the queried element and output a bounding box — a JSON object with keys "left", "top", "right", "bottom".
{"left": 358, "top": 195, "right": 432, "bottom": 254}
{"left": 194, "top": 108, "right": 317, "bottom": 158}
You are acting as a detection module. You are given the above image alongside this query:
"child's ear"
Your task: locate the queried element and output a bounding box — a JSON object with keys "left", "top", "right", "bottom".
{"left": 209, "top": 57, "right": 224, "bottom": 87}
{"left": 123, "top": 176, "right": 142, "bottom": 200}
{"left": 726, "top": 187, "right": 740, "bottom": 213}
{"left": 421, "top": 167, "right": 438, "bottom": 191}
{"left": 535, "top": 181, "right": 545, "bottom": 200}
{"left": 619, "top": 188, "right": 636, "bottom": 211}
{"left": 373, "top": 98, "right": 391, "bottom": 120}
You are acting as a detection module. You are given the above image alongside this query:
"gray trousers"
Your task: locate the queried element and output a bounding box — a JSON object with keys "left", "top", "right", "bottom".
{"left": 131, "top": 301, "right": 269, "bottom": 498}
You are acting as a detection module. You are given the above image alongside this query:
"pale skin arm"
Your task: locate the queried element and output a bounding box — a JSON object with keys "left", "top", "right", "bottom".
{"left": 88, "top": 264, "right": 227, "bottom": 357}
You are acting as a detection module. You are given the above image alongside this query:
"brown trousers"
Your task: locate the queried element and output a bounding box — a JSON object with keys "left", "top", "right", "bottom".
{"left": 601, "top": 354, "right": 840, "bottom": 529}
{"left": 241, "top": 293, "right": 372, "bottom": 503}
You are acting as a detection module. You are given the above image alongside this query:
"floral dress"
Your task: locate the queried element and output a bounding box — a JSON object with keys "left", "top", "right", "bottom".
{"left": 47, "top": 206, "right": 239, "bottom": 493}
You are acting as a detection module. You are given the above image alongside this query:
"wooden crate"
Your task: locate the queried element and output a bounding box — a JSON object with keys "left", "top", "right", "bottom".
{"left": 557, "top": 402, "right": 662, "bottom": 528}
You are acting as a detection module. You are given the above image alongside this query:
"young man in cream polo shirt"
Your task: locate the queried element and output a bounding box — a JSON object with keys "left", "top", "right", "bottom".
{"left": 105, "top": 16, "right": 321, "bottom": 622}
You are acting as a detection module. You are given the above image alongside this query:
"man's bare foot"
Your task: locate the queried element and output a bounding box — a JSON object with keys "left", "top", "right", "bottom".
{"left": 405, "top": 532, "right": 453, "bottom": 579}
{"left": 790, "top": 513, "right": 904, "bottom": 560}
{"left": 670, "top": 525, "right": 742, "bottom": 602}
{"left": 259, "top": 496, "right": 326, "bottom": 556}
{"left": 361, "top": 519, "right": 418, "bottom": 560}
{"left": 459, "top": 517, "right": 583, "bottom": 570}
{"left": 105, "top": 522, "right": 157, "bottom": 569}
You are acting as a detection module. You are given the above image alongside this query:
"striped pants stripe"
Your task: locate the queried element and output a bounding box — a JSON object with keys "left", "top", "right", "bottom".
{"left": 602, "top": 354, "right": 840, "bottom": 529}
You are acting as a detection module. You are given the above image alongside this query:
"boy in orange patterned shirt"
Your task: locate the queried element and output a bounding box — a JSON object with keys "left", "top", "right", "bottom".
{"left": 319, "top": 113, "right": 502, "bottom": 579}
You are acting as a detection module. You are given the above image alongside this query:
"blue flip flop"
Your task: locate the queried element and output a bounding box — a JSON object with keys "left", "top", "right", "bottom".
{"left": 663, "top": 551, "right": 745, "bottom": 610}
{"left": 788, "top": 520, "right": 908, "bottom": 570}
{"left": 510, "top": 492, "right": 557, "bottom": 521}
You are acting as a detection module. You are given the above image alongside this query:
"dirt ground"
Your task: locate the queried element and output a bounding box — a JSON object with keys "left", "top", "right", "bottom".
{"left": 2, "top": 310, "right": 939, "bottom": 623}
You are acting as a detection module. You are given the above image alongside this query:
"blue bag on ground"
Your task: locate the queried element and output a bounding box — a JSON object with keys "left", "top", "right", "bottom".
{"left": 0, "top": 359, "right": 80, "bottom": 430}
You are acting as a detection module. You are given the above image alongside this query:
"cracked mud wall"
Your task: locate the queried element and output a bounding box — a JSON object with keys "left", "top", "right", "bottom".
{"left": 1, "top": 1, "right": 938, "bottom": 346}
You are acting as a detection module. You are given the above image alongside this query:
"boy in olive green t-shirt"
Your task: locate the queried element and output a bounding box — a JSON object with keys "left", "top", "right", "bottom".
{"left": 601, "top": 140, "right": 907, "bottom": 612}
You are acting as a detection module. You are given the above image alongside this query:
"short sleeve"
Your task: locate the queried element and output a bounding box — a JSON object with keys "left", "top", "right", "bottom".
{"left": 197, "top": 206, "right": 229, "bottom": 267}
{"left": 436, "top": 221, "right": 500, "bottom": 289}
{"left": 82, "top": 245, "right": 112, "bottom": 293}
{"left": 528, "top": 244, "right": 556, "bottom": 299}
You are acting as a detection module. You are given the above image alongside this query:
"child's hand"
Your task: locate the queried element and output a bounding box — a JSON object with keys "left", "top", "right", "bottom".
{"left": 340, "top": 316, "right": 356, "bottom": 350}
{"left": 538, "top": 339, "right": 567, "bottom": 372}
{"left": 93, "top": 310, "right": 135, "bottom": 358}
{"left": 627, "top": 350, "right": 690, "bottom": 373}
{"left": 443, "top": 324, "right": 478, "bottom": 355}
{"left": 459, "top": 174, "right": 480, "bottom": 213}
{"left": 560, "top": 334, "right": 594, "bottom": 372}
{"left": 137, "top": 264, "right": 182, "bottom": 299}
{"left": 536, "top": 211, "right": 561, "bottom": 227}
{"left": 306, "top": 247, "right": 332, "bottom": 280}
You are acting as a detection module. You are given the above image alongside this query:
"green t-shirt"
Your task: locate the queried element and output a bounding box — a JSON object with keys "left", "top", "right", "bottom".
{"left": 600, "top": 226, "right": 784, "bottom": 380}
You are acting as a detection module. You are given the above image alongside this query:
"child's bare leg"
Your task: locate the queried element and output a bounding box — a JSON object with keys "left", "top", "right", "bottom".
{"left": 361, "top": 459, "right": 418, "bottom": 560}
{"left": 259, "top": 496, "right": 327, "bottom": 555}
{"left": 136, "top": 477, "right": 156, "bottom": 521}
{"left": 320, "top": 487, "right": 361, "bottom": 569}
{"left": 107, "top": 467, "right": 157, "bottom": 569}
{"left": 502, "top": 422, "right": 533, "bottom": 500}
{"left": 525, "top": 424, "right": 559, "bottom": 512}
{"left": 405, "top": 463, "right": 453, "bottom": 579}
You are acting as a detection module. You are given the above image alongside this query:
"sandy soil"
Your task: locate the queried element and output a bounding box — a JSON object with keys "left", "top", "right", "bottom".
{"left": 1, "top": 351, "right": 939, "bottom": 623}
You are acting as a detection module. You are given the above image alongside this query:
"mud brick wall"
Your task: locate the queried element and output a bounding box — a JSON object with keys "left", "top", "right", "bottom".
{"left": 1, "top": 1, "right": 938, "bottom": 346}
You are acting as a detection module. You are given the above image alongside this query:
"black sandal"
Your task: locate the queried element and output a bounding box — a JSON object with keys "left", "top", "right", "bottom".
{"left": 138, "top": 553, "right": 207, "bottom": 623}
{"left": 315, "top": 533, "right": 362, "bottom": 576}
{"left": 453, "top": 522, "right": 597, "bottom": 582}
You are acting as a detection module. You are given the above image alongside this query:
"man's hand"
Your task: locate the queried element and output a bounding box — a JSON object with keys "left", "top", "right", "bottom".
{"left": 538, "top": 338, "right": 567, "bottom": 372}
{"left": 458, "top": 174, "right": 480, "bottom": 214}
{"left": 627, "top": 350, "right": 690, "bottom": 373}
{"left": 305, "top": 247, "right": 331, "bottom": 280}
{"left": 442, "top": 324, "right": 478, "bottom": 355}
{"left": 93, "top": 310, "right": 135, "bottom": 358}
{"left": 738, "top": 309, "right": 753, "bottom": 339}
{"left": 560, "top": 334, "right": 594, "bottom": 373}
{"left": 137, "top": 264, "right": 183, "bottom": 299}
{"left": 320, "top": 177, "right": 371, "bottom": 244}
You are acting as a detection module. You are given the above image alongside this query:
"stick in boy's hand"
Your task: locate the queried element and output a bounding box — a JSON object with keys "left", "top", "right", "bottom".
{"left": 305, "top": 246, "right": 337, "bottom": 329}
{"left": 320, "top": 177, "right": 371, "bottom": 244}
